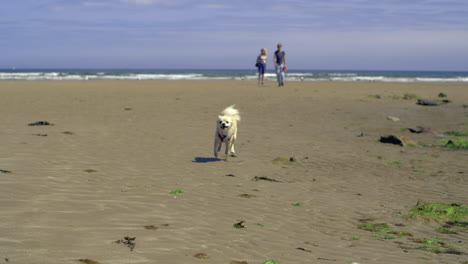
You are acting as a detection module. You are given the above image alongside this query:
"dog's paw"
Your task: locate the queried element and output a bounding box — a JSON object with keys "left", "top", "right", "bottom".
{"left": 229, "top": 153, "right": 237, "bottom": 157}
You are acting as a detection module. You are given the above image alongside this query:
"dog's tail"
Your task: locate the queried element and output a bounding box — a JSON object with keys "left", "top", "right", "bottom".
{"left": 221, "top": 105, "right": 240, "bottom": 122}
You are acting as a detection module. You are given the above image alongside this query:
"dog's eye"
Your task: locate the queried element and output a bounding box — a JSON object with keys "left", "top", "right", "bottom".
{"left": 226, "top": 121, "right": 229, "bottom": 124}
{"left": 219, "top": 121, "right": 222, "bottom": 123}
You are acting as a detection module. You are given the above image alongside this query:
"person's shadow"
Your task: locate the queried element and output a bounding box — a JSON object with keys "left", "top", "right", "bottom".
{"left": 192, "top": 157, "right": 222, "bottom": 163}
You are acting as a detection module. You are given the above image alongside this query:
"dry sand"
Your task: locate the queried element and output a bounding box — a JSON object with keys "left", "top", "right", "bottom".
{"left": 0, "top": 80, "right": 467, "bottom": 264}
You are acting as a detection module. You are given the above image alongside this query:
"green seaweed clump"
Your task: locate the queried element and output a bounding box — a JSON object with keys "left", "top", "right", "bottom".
{"left": 437, "top": 221, "right": 468, "bottom": 234}
{"left": 439, "top": 138, "right": 468, "bottom": 149}
{"left": 262, "top": 260, "right": 280, "bottom": 264}
{"left": 169, "top": 189, "right": 185, "bottom": 194}
{"left": 444, "top": 131, "right": 468, "bottom": 137}
{"left": 409, "top": 202, "right": 468, "bottom": 222}
{"left": 436, "top": 226, "right": 457, "bottom": 234}
{"left": 291, "top": 202, "right": 304, "bottom": 206}
{"left": 357, "top": 222, "right": 390, "bottom": 232}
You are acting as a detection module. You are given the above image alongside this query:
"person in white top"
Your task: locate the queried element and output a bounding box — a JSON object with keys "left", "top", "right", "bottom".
{"left": 256, "top": 48, "right": 268, "bottom": 86}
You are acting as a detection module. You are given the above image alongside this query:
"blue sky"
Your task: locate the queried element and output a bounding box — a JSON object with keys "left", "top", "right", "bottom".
{"left": 1, "top": 0, "right": 468, "bottom": 70}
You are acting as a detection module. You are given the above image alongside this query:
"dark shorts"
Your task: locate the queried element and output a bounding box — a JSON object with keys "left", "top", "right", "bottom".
{"left": 258, "top": 63, "right": 266, "bottom": 74}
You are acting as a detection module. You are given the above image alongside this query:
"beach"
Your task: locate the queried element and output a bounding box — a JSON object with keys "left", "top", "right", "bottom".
{"left": 0, "top": 80, "right": 467, "bottom": 264}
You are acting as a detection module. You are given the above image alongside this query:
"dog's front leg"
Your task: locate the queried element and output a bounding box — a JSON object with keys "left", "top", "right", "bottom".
{"left": 214, "top": 138, "right": 220, "bottom": 158}
{"left": 224, "top": 141, "right": 231, "bottom": 161}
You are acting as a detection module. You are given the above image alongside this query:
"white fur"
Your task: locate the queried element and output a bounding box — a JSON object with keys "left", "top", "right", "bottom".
{"left": 214, "top": 105, "right": 240, "bottom": 160}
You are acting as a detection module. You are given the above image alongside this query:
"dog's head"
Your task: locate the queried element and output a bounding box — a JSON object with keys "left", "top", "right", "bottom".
{"left": 217, "top": 115, "right": 234, "bottom": 130}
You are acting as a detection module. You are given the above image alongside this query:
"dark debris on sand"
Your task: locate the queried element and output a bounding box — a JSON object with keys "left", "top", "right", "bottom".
{"left": 252, "top": 176, "right": 282, "bottom": 182}
{"left": 115, "top": 236, "right": 136, "bottom": 251}
{"left": 28, "top": 121, "right": 54, "bottom": 126}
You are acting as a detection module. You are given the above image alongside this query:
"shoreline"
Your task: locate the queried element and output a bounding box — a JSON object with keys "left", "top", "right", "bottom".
{"left": 1, "top": 69, "right": 467, "bottom": 83}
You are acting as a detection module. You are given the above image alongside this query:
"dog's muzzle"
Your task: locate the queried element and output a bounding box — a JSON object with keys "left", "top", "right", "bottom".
{"left": 221, "top": 123, "right": 229, "bottom": 129}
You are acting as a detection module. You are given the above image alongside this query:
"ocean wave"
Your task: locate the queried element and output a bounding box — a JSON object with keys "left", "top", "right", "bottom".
{"left": 0, "top": 70, "right": 467, "bottom": 83}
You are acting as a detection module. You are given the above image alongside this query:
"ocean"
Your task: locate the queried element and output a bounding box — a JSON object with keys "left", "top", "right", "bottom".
{"left": 1, "top": 69, "right": 467, "bottom": 82}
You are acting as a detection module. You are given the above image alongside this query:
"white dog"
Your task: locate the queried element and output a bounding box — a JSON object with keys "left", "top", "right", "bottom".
{"left": 214, "top": 105, "right": 240, "bottom": 160}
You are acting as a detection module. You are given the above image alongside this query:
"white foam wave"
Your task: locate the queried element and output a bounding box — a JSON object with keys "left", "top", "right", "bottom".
{"left": 0, "top": 71, "right": 467, "bottom": 83}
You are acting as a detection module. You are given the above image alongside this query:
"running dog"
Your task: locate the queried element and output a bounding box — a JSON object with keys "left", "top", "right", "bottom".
{"left": 214, "top": 105, "right": 240, "bottom": 160}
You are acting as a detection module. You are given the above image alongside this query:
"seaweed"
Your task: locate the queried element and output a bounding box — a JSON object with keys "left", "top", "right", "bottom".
{"left": 262, "top": 260, "right": 280, "bottom": 264}
{"left": 230, "top": 261, "right": 249, "bottom": 264}
{"left": 78, "top": 259, "right": 99, "bottom": 264}
{"left": 28, "top": 121, "right": 54, "bottom": 126}
{"left": 252, "top": 176, "right": 281, "bottom": 182}
{"left": 387, "top": 231, "right": 413, "bottom": 237}
{"left": 437, "top": 221, "right": 468, "bottom": 233}
{"left": 78, "top": 259, "right": 100, "bottom": 264}
{"left": 193, "top": 253, "right": 209, "bottom": 259}
{"left": 415, "top": 246, "right": 462, "bottom": 255}
{"left": 238, "top": 194, "right": 256, "bottom": 198}
{"left": 169, "top": 189, "right": 185, "bottom": 194}
{"left": 440, "top": 138, "right": 468, "bottom": 149}
{"left": 296, "top": 247, "right": 312, "bottom": 252}
{"left": 144, "top": 225, "right": 159, "bottom": 230}
{"left": 115, "top": 236, "right": 136, "bottom": 251}
{"left": 446, "top": 221, "right": 468, "bottom": 227}
{"left": 444, "top": 131, "right": 468, "bottom": 137}
{"left": 436, "top": 226, "right": 457, "bottom": 234}
{"left": 409, "top": 201, "right": 468, "bottom": 222}
{"left": 233, "top": 220, "right": 246, "bottom": 229}
{"left": 357, "top": 222, "right": 390, "bottom": 232}
{"left": 403, "top": 93, "right": 418, "bottom": 100}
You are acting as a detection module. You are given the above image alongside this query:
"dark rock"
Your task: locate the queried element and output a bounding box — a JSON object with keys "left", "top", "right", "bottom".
{"left": 417, "top": 99, "right": 451, "bottom": 106}
{"left": 379, "top": 135, "right": 415, "bottom": 147}
{"left": 380, "top": 135, "right": 404, "bottom": 146}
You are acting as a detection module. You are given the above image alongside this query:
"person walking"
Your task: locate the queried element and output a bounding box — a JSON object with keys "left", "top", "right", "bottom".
{"left": 256, "top": 48, "right": 268, "bottom": 86}
{"left": 273, "top": 43, "right": 287, "bottom": 86}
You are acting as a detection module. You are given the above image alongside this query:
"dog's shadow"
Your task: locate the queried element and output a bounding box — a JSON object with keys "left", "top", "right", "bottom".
{"left": 193, "top": 157, "right": 223, "bottom": 163}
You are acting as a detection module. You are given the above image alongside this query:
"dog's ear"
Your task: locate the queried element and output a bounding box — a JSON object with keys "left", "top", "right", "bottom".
{"left": 218, "top": 115, "right": 223, "bottom": 121}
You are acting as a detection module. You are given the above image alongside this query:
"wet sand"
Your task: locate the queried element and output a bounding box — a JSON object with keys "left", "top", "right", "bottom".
{"left": 0, "top": 80, "right": 467, "bottom": 264}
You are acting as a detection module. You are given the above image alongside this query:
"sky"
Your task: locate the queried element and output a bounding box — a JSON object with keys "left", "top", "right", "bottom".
{"left": 1, "top": 0, "right": 468, "bottom": 70}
